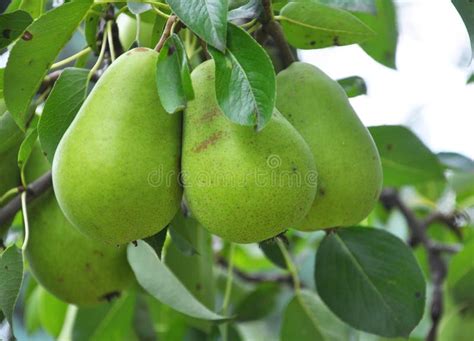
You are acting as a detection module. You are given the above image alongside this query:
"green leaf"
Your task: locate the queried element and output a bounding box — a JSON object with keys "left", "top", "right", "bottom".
{"left": 127, "top": 240, "right": 226, "bottom": 321}
{"left": 24, "top": 285, "right": 42, "bottom": 333}
{"left": 0, "top": 112, "right": 24, "bottom": 154}
{"left": 368, "top": 125, "right": 445, "bottom": 187}
{"left": 438, "top": 152, "right": 474, "bottom": 172}
{"left": 165, "top": 213, "right": 216, "bottom": 331}
{"left": 0, "top": 69, "right": 4, "bottom": 100}
{"left": 208, "top": 23, "right": 275, "bottom": 130}
{"left": 315, "top": 227, "right": 426, "bottom": 338}
{"left": 228, "top": 0, "right": 262, "bottom": 21}
{"left": 308, "top": 0, "right": 376, "bottom": 13}
{"left": 166, "top": 0, "right": 228, "bottom": 51}
{"left": 447, "top": 241, "right": 474, "bottom": 307}
{"left": 0, "top": 10, "right": 33, "bottom": 49}
{"left": 453, "top": 0, "right": 474, "bottom": 56}
{"left": 235, "top": 283, "right": 279, "bottom": 321}
{"left": 127, "top": 2, "right": 152, "bottom": 14}
{"left": 272, "top": 0, "right": 289, "bottom": 11}
{"left": 150, "top": 14, "right": 167, "bottom": 48}
{"left": 4, "top": 0, "right": 93, "bottom": 130}
{"left": 38, "top": 68, "right": 88, "bottom": 163}
{"left": 337, "top": 76, "right": 367, "bottom": 97}
{"left": 73, "top": 293, "right": 136, "bottom": 341}
{"left": 84, "top": 11, "right": 102, "bottom": 53}
{"left": 38, "top": 287, "right": 68, "bottom": 338}
{"left": 144, "top": 227, "right": 168, "bottom": 259}
{"left": 468, "top": 72, "right": 474, "bottom": 83}
{"left": 132, "top": 294, "right": 157, "bottom": 341}
{"left": 259, "top": 239, "right": 288, "bottom": 269}
{"left": 281, "top": 290, "right": 350, "bottom": 341}
{"left": 156, "top": 34, "right": 194, "bottom": 114}
{"left": 447, "top": 171, "right": 474, "bottom": 205}
{"left": 4, "top": 0, "right": 23, "bottom": 13}
{"left": 19, "top": 0, "right": 45, "bottom": 19}
{"left": 17, "top": 127, "right": 38, "bottom": 175}
{"left": 438, "top": 307, "right": 474, "bottom": 341}
{"left": 278, "top": 2, "right": 375, "bottom": 49}
{"left": 0, "top": 246, "right": 24, "bottom": 327}
{"left": 354, "top": 0, "right": 398, "bottom": 69}
{"left": 168, "top": 225, "right": 199, "bottom": 256}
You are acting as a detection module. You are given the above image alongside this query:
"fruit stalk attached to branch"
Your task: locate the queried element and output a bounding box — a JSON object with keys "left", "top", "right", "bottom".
{"left": 259, "top": 0, "right": 295, "bottom": 68}
{"left": 155, "top": 14, "right": 178, "bottom": 52}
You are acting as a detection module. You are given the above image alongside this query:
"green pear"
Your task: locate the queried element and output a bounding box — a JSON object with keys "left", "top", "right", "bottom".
{"left": 276, "top": 62, "right": 382, "bottom": 230}
{"left": 53, "top": 48, "right": 182, "bottom": 245}
{"left": 116, "top": 12, "right": 157, "bottom": 50}
{"left": 182, "top": 61, "right": 317, "bottom": 244}
{"left": 25, "top": 144, "right": 134, "bottom": 306}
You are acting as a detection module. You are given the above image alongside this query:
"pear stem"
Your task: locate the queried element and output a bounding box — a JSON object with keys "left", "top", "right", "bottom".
{"left": 259, "top": 0, "right": 295, "bottom": 68}
{"left": 147, "top": 1, "right": 170, "bottom": 10}
{"left": 20, "top": 192, "right": 30, "bottom": 251}
{"left": 88, "top": 22, "right": 109, "bottom": 84}
{"left": 222, "top": 243, "right": 235, "bottom": 314}
{"left": 0, "top": 187, "right": 20, "bottom": 206}
{"left": 221, "top": 242, "right": 235, "bottom": 341}
{"left": 50, "top": 47, "right": 92, "bottom": 70}
{"left": 154, "top": 15, "right": 178, "bottom": 52}
{"left": 135, "top": 13, "right": 142, "bottom": 46}
{"left": 153, "top": 6, "right": 170, "bottom": 20}
{"left": 106, "top": 20, "right": 116, "bottom": 62}
{"left": 276, "top": 238, "right": 301, "bottom": 293}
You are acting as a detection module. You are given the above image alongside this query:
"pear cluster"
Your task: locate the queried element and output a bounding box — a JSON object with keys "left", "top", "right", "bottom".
{"left": 1, "top": 48, "right": 382, "bottom": 306}
{"left": 53, "top": 48, "right": 382, "bottom": 247}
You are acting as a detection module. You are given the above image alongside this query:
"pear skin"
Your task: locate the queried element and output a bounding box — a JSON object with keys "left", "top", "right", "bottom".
{"left": 276, "top": 62, "right": 382, "bottom": 230}
{"left": 25, "top": 144, "right": 134, "bottom": 306}
{"left": 53, "top": 48, "right": 182, "bottom": 245}
{"left": 182, "top": 61, "right": 317, "bottom": 243}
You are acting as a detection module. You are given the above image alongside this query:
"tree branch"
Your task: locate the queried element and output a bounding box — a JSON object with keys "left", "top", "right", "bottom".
{"left": 379, "top": 188, "right": 460, "bottom": 341}
{"left": 0, "top": 172, "right": 52, "bottom": 226}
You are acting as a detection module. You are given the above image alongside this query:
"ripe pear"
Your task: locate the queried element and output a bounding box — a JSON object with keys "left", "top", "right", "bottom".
{"left": 276, "top": 62, "right": 382, "bottom": 230}
{"left": 116, "top": 12, "right": 157, "bottom": 50}
{"left": 182, "top": 61, "right": 317, "bottom": 244}
{"left": 53, "top": 48, "right": 182, "bottom": 245}
{"left": 25, "top": 144, "right": 134, "bottom": 306}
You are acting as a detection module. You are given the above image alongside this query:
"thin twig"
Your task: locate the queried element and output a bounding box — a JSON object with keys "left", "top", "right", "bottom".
{"left": 379, "top": 188, "right": 460, "bottom": 341}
